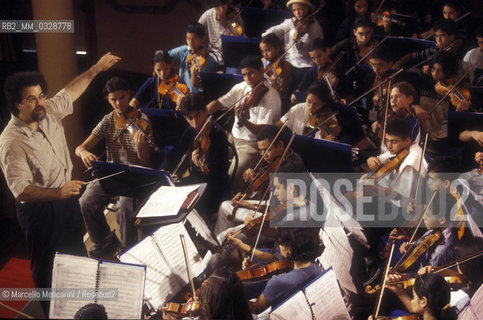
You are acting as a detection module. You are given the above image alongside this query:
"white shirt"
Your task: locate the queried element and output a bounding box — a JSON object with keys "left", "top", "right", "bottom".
{"left": 463, "top": 47, "right": 483, "bottom": 85}
{"left": 263, "top": 18, "right": 323, "bottom": 69}
{"left": 218, "top": 81, "right": 281, "bottom": 141}
{"left": 280, "top": 102, "right": 323, "bottom": 139}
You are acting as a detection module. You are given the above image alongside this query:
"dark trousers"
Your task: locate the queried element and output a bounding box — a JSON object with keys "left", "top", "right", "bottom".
{"left": 16, "top": 197, "right": 86, "bottom": 315}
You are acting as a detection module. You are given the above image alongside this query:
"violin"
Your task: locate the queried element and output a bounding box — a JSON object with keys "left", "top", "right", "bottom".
{"left": 162, "top": 301, "right": 199, "bottom": 318}
{"left": 374, "top": 11, "right": 406, "bottom": 27}
{"left": 365, "top": 273, "right": 466, "bottom": 295}
{"left": 115, "top": 107, "right": 159, "bottom": 151}
{"left": 370, "top": 149, "right": 409, "bottom": 182}
{"left": 237, "top": 260, "right": 293, "bottom": 282}
{"left": 157, "top": 74, "right": 189, "bottom": 107}
{"left": 434, "top": 77, "right": 471, "bottom": 109}
{"left": 224, "top": 6, "right": 243, "bottom": 37}
{"left": 393, "top": 229, "right": 443, "bottom": 273}
{"left": 306, "top": 110, "right": 341, "bottom": 140}
{"left": 358, "top": 39, "right": 379, "bottom": 65}
{"left": 194, "top": 121, "right": 212, "bottom": 175}
{"left": 186, "top": 47, "right": 207, "bottom": 73}
{"left": 237, "top": 82, "right": 269, "bottom": 125}
{"left": 264, "top": 59, "right": 283, "bottom": 91}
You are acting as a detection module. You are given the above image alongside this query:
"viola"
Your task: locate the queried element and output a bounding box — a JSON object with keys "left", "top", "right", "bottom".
{"left": 238, "top": 82, "right": 269, "bottom": 125}
{"left": 157, "top": 74, "right": 189, "bottom": 107}
{"left": 237, "top": 260, "right": 293, "bottom": 282}
{"left": 434, "top": 77, "right": 471, "bottom": 109}
{"left": 115, "top": 107, "right": 159, "bottom": 151}
{"left": 187, "top": 47, "right": 208, "bottom": 73}
{"left": 195, "top": 121, "right": 212, "bottom": 175}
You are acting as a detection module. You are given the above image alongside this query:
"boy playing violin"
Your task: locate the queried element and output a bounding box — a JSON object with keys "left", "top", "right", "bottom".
{"left": 76, "top": 77, "right": 152, "bottom": 257}
{"left": 168, "top": 22, "right": 217, "bottom": 93}
{"left": 207, "top": 56, "right": 281, "bottom": 193}
{"left": 168, "top": 93, "right": 230, "bottom": 217}
{"left": 130, "top": 50, "right": 188, "bottom": 110}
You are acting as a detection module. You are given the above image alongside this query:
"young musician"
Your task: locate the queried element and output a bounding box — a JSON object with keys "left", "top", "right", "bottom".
{"left": 0, "top": 53, "right": 120, "bottom": 314}
{"left": 260, "top": 33, "right": 292, "bottom": 112}
{"left": 168, "top": 22, "right": 217, "bottom": 93}
{"left": 280, "top": 83, "right": 363, "bottom": 144}
{"left": 377, "top": 273, "right": 458, "bottom": 320}
{"left": 293, "top": 37, "right": 353, "bottom": 104}
{"left": 462, "top": 24, "right": 483, "bottom": 86}
{"left": 169, "top": 93, "right": 230, "bottom": 217}
{"left": 394, "top": 19, "right": 458, "bottom": 70}
{"left": 262, "top": 0, "right": 323, "bottom": 87}
{"left": 332, "top": 15, "right": 379, "bottom": 70}
{"left": 336, "top": 0, "right": 370, "bottom": 42}
{"left": 207, "top": 56, "right": 281, "bottom": 193}
{"left": 198, "top": 0, "right": 245, "bottom": 67}
{"left": 76, "top": 77, "right": 152, "bottom": 256}
{"left": 130, "top": 50, "right": 188, "bottom": 110}
{"left": 248, "top": 227, "right": 324, "bottom": 314}
{"left": 366, "top": 119, "right": 427, "bottom": 206}
{"left": 213, "top": 125, "right": 305, "bottom": 236}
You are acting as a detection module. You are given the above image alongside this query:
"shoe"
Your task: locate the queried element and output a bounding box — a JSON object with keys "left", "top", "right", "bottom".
{"left": 89, "top": 231, "right": 120, "bottom": 259}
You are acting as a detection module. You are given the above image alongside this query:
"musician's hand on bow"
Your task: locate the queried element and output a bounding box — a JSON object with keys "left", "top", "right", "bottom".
{"left": 243, "top": 168, "right": 256, "bottom": 183}
{"left": 418, "top": 265, "right": 435, "bottom": 275}
{"left": 242, "top": 257, "right": 259, "bottom": 271}
{"left": 389, "top": 228, "right": 407, "bottom": 242}
{"left": 367, "top": 157, "right": 381, "bottom": 171}
{"left": 226, "top": 230, "right": 244, "bottom": 248}
{"left": 231, "top": 192, "right": 244, "bottom": 205}
{"left": 191, "top": 148, "right": 201, "bottom": 168}
{"left": 371, "top": 121, "right": 381, "bottom": 133}
{"left": 400, "top": 242, "right": 410, "bottom": 254}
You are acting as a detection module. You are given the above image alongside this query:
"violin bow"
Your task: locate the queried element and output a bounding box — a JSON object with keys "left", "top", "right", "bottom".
{"left": 433, "top": 250, "right": 483, "bottom": 275}
{"left": 423, "top": 12, "right": 471, "bottom": 40}
{"left": 349, "top": 68, "right": 404, "bottom": 106}
{"left": 254, "top": 120, "right": 288, "bottom": 171}
{"left": 172, "top": 115, "right": 213, "bottom": 179}
{"left": 251, "top": 192, "right": 274, "bottom": 260}
{"left": 379, "top": 78, "right": 392, "bottom": 150}
{"left": 409, "top": 131, "right": 429, "bottom": 209}
{"left": 0, "top": 302, "right": 33, "bottom": 319}
{"left": 374, "top": 243, "right": 395, "bottom": 319}
{"left": 428, "top": 64, "right": 475, "bottom": 115}
{"left": 345, "top": 34, "right": 391, "bottom": 76}
{"left": 180, "top": 234, "right": 197, "bottom": 302}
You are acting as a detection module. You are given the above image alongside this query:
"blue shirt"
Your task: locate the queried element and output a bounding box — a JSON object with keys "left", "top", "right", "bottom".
{"left": 263, "top": 262, "right": 323, "bottom": 305}
{"left": 168, "top": 45, "right": 217, "bottom": 93}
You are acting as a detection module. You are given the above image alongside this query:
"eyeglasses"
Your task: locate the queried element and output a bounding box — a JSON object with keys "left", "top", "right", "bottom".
{"left": 23, "top": 93, "right": 46, "bottom": 105}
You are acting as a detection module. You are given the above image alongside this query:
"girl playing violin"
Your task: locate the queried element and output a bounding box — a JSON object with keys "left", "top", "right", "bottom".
{"left": 75, "top": 77, "right": 152, "bottom": 254}
{"left": 169, "top": 93, "right": 230, "bottom": 217}
{"left": 260, "top": 33, "right": 292, "bottom": 111}
{"left": 370, "top": 273, "right": 458, "bottom": 320}
{"left": 262, "top": 0, "right": 323, "bottom": 88}
{"left": 130, "top": 50, "right": 188, "bottom": 110}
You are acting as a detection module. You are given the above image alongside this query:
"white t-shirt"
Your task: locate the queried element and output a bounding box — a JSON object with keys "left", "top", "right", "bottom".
{"left": 280, "top": 102, "right": 310, "bottom": 135}
{"left": 218, "top": 81, "right": 281, "bottom": 141}
{"left": 463, "top": 47, "right": 483, "bottom": 85}
{"left": 263, "top": 18, "right": 323, "bottom": 69}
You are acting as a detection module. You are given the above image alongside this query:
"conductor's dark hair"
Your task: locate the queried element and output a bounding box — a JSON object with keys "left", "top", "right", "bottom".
{"left": 179, "top": 93, "right": 206, "bottom": 115}
{"left": 261, "top": 33, "right": 283, "bottom": 49}
{"left": 433, "top": 19, "right": 457, "bottom": 36}
{"left": 432, "top": 50, "right": 458, "bottom": 77}
{"left": 276, "top": 227, "right": 324, "bottom": 261}
{"left": 385, "top": 119, "right": 411, "bottom": 140}
{"left": 309, "top": 37, "right": 330, "bottom": 52}
{"left": 353, "top": 15, "right": 373, "bottom": 30}
{"left": 186, "top": 22, "right": 206, "bottom": 38}
{"left": 74, "top": 303, "right": 108, "bottom": 319}
{"left": 4, "top": 72, "right": 48, "bottom": 116}
{"left": 152, "top": 50, "right": 172, "bottom": 65}
{"left": 307, "top": 82, "right": 331, "bottom": 103}
{"left": 414, "top": 274, "right": 457, "bottom": 320}
{"left": 103, "top": 77, "right": 130, "bottom": 97}
{"left": 199, "top": 267, "right": 252, "bottom": 320}
{"left": 239, "top": 55, "right": 263, "bottom": 70}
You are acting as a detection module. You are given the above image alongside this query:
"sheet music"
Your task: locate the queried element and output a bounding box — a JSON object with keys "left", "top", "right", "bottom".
{"left": 136, "top": 185, "right": 200, "bottom": 218}
{"left": 270, "top": 269, "right": 350, "bottom": 320}
{"left": 119, "top": 222, "right": 206, "bottom": 308}
{"left": 185, "top": 209, "right": 220, "bottom": 248}
{"left": 49, "top": 254, "right": 145, "bottom": 319}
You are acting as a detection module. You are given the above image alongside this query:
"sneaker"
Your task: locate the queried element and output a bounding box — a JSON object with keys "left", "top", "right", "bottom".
{"left": 89, "top": 231, "right": 120, "bottom": 259}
